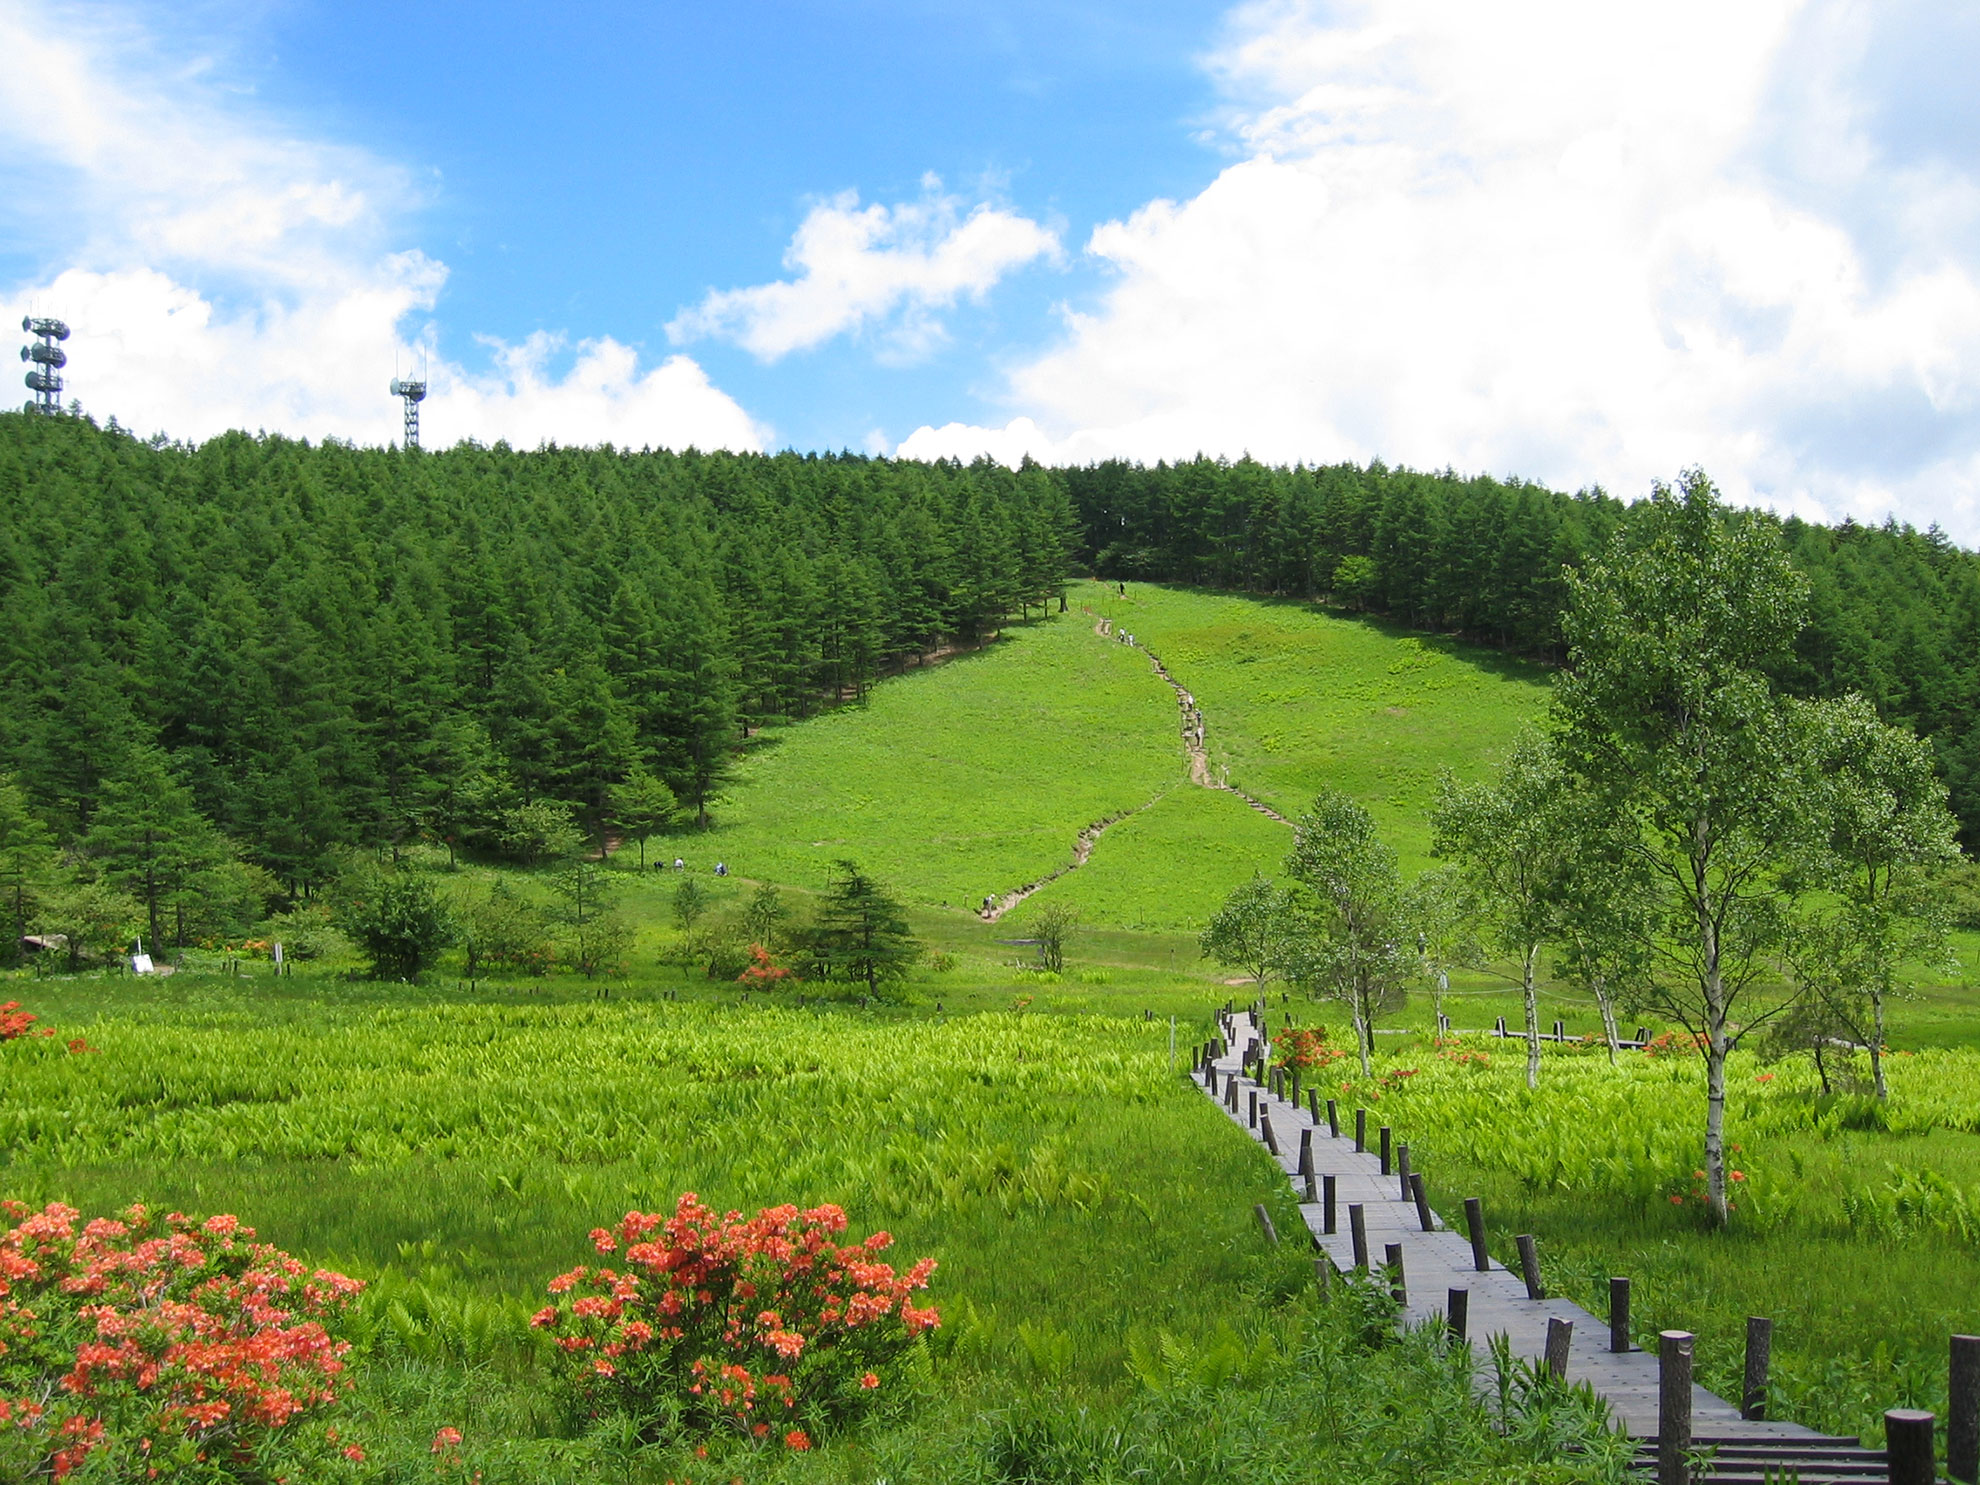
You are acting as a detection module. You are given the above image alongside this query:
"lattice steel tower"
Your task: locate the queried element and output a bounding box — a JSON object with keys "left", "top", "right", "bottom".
{"left": 20, "top": 315, "right": 69, "bottom": 415}
{"left": 389, "top": 372, "right": 427, "bottom": 449}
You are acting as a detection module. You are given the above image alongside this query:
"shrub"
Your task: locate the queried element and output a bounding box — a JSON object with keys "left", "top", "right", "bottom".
{"left": 1272, "top": 1025, "right": 1342, "bottom": 1073}
{"left": 529, "top": 1194, "right": 937, "bottom": 1448}
{"left": 0, "top": 1201, "right": 366, "bottom": 1481}
{"left": 339, "top": 872, "right": 454, "bottom": 981}
{"left": 0, "top": 1001, "right": 50, "bottom": 1041}
{"left": 735, "top": 944, "right": 793, "bottom": 989}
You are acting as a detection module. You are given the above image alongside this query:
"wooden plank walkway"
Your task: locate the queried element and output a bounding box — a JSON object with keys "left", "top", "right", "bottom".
{"left": 1197, "top": 1013, "right": 1901, "bottom": 1481}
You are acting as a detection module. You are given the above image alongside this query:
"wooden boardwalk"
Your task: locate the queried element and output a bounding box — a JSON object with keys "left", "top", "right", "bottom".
{"left": 1199, "top": 1013, "right": 1900, "bottom": 1482}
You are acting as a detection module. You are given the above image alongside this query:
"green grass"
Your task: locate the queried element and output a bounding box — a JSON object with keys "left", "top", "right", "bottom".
{"left": 703, "top": 613, "right": 1183, "bottom": 910}
{"left": 1084, "top": 581, "right": 1549, "bottom": 870}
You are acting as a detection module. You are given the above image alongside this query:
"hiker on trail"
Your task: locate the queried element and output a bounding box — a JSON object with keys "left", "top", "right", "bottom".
{"left": 673, "top": 857, "right": 685, "bottom": 871}
{"left": 1117, "top": 581, "right": 1125, "bottom": 596}
{"left": 714, "top": 862, "right": 728, "bottom": 876}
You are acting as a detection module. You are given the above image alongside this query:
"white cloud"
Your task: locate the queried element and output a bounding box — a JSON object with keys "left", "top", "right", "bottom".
{"left": 903, "top": 0, "right": 1980, "bottom": 535}
{"left": 668, "top": 179, "right": 1061, "bottom": 361}
{"left": 0, "top": 2, "right": 764, "bottom": 452}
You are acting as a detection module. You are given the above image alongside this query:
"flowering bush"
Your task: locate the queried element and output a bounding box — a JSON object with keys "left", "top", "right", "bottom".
{"left": 1271, "top": 1026, "right": 1341, "bottom": 1073}
{"left": 531, "top": 1194, "right": 937, "bottom": 1448}
{"left": 735, "top": 945, "right": 792, "bottom": 990}
{"left": 0, "top": 1002, "right": 53, "bottom": 1042}
{"left": 0, "top": 1200, "right": 366, "bottom": 1481}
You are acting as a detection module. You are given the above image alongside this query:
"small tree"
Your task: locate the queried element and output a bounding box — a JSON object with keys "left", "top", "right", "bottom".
{"left": 1432, "top": 731, "right": 1582, "bottom": 1089}
{"left": 82, "top": 745, "right": 221, "bottom": 953}
{"left": 456, "top": 879, "right": 552, "bottom": 978}
{"left": 36, "top": 880, "right": 142, "bottom": 972}
{"left": 342, "top": 871, "right": 454, "bottom": 980}
{"left": 550, "top": 859, "right": 634, "bottom": 978}
{"left": 804, "top": 859, "right": 920, "bottom": 998}
{"left": 1792, "top": 692, "right": 1963, "bottom": 1101}
{"left": 741, "top": 882, "right": 788, "bottom": 947}
{"left": 609, "top": 768, "right": 678, "bottom": 870}
{"left": 673, "top": 876, "right": 710, "bottom": 934}
{"left": 1200, "top": 874, "right": 1298, "bottom": 992}
{"left": 498, "top": 800, "right": 583, "bottom": 867}
{"left": 1029, "top": 901, "right": 1079, "bottom": 974}
{"left": 1400, "top": 866, "right": 1471, "bottom": 1041}
{"left": 1282, "top": 789, "right": 1410, "bottom": 1077}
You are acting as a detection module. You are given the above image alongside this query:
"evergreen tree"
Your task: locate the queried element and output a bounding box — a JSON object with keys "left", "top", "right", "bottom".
{"left": 82, "top": 744, "right": 221, "bottom": 952}
{"left": 803, "top": 859, "right": 920, "bottom": 997}
{"left": 0, "top": 773, "right": 57, "bottom": 965}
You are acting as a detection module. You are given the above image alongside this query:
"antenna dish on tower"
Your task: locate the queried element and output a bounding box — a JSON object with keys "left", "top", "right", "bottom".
{"left": 20, "top": 315, "right": 69, "bottom": 415}
{"left": 389, "top": 357, "right": 427, "bottom": 449}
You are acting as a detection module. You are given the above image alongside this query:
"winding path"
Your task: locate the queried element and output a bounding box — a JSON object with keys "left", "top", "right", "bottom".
{"left": 977, "top": 615, "right": 1290, "bottom": 922}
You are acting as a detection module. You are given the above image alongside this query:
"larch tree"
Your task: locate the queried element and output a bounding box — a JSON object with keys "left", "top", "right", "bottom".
{"left": 1200, "top": 874, "right": 1299, "bottom": 994}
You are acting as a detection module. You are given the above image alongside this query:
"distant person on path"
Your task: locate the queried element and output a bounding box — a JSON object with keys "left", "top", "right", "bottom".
{"left": 1117, "top": 581, "right": 1125, "bottom": 596}
{"left": 673, "top": 857, "right": 685, "bottom": 871}
{"left": 714, "top": 861, "right": 728, "bottom": 876}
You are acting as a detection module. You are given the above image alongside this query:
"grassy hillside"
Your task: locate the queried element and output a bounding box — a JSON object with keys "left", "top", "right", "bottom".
{"left": 703, "top": 613, "right": 1183, "bottom": 909}
{"left": 1083, "top": 582, "right": 1550, "bottom": 870}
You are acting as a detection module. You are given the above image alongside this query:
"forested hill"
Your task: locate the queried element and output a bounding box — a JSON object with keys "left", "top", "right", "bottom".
{"left": 4, "top": 414, "right": 1979, "bottom": 908}
{"left": 0, "top": 414, "right": 1079, "bottom": 891}
{"left": 1067, "top": 458, "right": 1980, "bottom": 843}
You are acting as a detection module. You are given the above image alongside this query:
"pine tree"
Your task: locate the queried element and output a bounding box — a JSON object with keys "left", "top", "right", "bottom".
{"left": 82, "top": 744, "right": 222, "bottom": 952}
{"left": 803, "top": 859, "right": 920, "bottom": 998}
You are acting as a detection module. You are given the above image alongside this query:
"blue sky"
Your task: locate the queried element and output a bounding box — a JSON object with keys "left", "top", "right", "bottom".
{"left": 4, "top": 1, "right": 1980, "bottom": 537}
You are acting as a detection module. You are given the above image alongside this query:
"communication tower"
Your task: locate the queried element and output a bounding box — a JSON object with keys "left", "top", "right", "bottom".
{"left": 389, "top": 366, "right": 427, "bottom": 449}
{"left": 20, "top": 315, "right": 69, "bottom": 415}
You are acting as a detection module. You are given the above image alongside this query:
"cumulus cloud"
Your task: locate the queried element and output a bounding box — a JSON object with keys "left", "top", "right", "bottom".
{"left": 669, "top": 179, "right": 1061, "bottom": 361}
{"left": 0, "top": 2, "right": 764, "bottom": 451}
{"left": 902, "top": 0, "right": 1980, "bottom": 535}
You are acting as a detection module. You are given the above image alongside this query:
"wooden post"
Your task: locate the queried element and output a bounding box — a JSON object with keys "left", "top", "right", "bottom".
{"left": 1447, "top": 1287, "right": 1468, "bottom": 1343}
{"left": 1291, "top": 1069, "right": 1302, "bottom": 1107}
{"left": 1225, "top": 1075, "right": 1238, "bottom": 1111}
{"left": 1657, "top": 1331, "right": 1693, "bottom": 1485}
{"left": 1314, "top": 1256, "right": 1332, "bottom": 1299}
{"left": 1951, "top": 1333, "right": 1980, "bottom": 1484}
{"left": 1349, "top": 1203, "right": 1368, "bottom": 1272}
{"left": 1253, "top": 1203, "right": 1279, "bottom": 1244}
{"left": 1464, "top": 1197, "right": 1489, "bottom": 1272}
{"left": 1396, "top": 1141, "right": 1413, "bottom": 1202}
{"left": 1635, "top": 1025, "right": 1647, "bottom": 1045}
{"left": 1323, "top": 1174, "right": 1338, "bottom": 1235}
{"left": 1304, "top": 1169, "right": 1318, "bottom": 1202}
{"left": 1544, "top": 1317, "right": 1573, "bottom": 1379}
{"left": 1886, "top": 1410, "right": 1937, "bottom": 1485}
{"left": 1261, "top": 1115, "right": 1280, "bottom": 1156}
{"left": 1379, "top": 1125, "right": 1392, "bottom": 1174}
{"left": 1516, "top": 1234, "right": 1544, "bottom": 1299}
{"left": 1409, "top": 1172, "right": 1434, "bottom": 1233}
{"left": 1609, "top": 1277, "right": 1631, "bottom": 1353}
{"left": 1495, "top": 1015, "right": 1506, "bottom": 1036}
{"left": 1741, "top": 1316, "right": 1772, "bottom": 1420}
{"left": 1384, "top": 1242, "right": 1406, "bottom": 1306}
{"left": 1308, "top": 1088, "right": 1321, "bottom": 1123}
{"left": 1552, "top": 1018, "right": 1565, "bottom": 1041}
{"left": 1326, "top": 1097, "right": 1339, "bottom": 1137}
{"left": 1354, "top": 1107, "right": 1366, "bottom": 1152}
{"left": 1248, "top": 1090, "right": 1259, "bottom": 1129}
{"left": 1298, "top": 1127, "right": 1315, "bottom": 1179}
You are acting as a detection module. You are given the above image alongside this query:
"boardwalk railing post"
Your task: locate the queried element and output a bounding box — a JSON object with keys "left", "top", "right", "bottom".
{"left": 1291, "top": 1069, "right": 1302, "bottom": 1108}
{"left": 1314, "top": 1256, "right": 1332, "bottom": 1300}
{"left": 1553, "top": 1018, "right": 1565, "bottom": 1041}
{"left": 1464, "top": 1197, "right": 1489, "bottom": 1272}
{"left": 1349, "top": 1203, "right": 1369, "bottom": 1272}
{"left": 1742, "top": 1316, "right": 1772, "bottom": 1421}
{"left": 1225, "top": 1075, "right": 1238, "bottom": 1111}
{"left": 1384, "top": 1242, "right": 1406, "bottom": 1306}
{"left": 1253, "top": 1204, "right": 1279, "bottom": 1245}
{"left": 1409, "top": 1172, "right": 1434, "bottom": 1233}
{"left": 1609, "top": 1277, "right": 1631, "bottom": 1353}
{"left": 1379, "top": 1125, "right": 1393, "bottom": 1175}
{"left": 1657, "top": 1331, "right": 1693, "bottom": 1485}
{"left": 1544, "top": 1317, "right": 1572, "bottom": 1380}
{"left": 1326, "top": 1098, "right": 1340, "bottom": 1137}
{"left": 1447, "top": 1288, "right": 1468, "bottom": 1344}
{"left": 1355, "top": 1107, "right": 1367, "bottom": 1153}
{"left": 1304, "top": 1169, "right": 1319, "bottom": 1203}
{"left": 1396, "top": 1141, "right": 1413, "bottom": 1202}
{"left": 1951, "top": 1333, "right": 1980, "bottom": 1484}
{"left": 1299, "top": 1127, "right": 1315, "bottom": 1180}
{"left": 1308, "top": 1088, "right": 1321, "bottom": 1122}
{"left": 1516, "top": 1234, "right": 1544, "bottom": 1300}
{"left": 1261, "top": 1115, "right": 1281, "bottom": 1156}
{"left": 1323, "top": 1175, "right": 1338, "bottom": 1235}
{"left": 1886, "top": 1409, "right": 1936, "bottom": 1485}
{"left": 1248, "top": 1090, "right": 1259, "bottom": 1129}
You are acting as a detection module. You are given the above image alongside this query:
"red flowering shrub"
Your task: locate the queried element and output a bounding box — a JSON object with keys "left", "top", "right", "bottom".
{"left": 531, "top": 1194, "right": 937, "bottom": 1447}
{"left": 1642, "top": 1030, "right": 1709, "bottom": 1058}
{"left": 735, "top": 945, "right": 793, "bottom": 989}
{"left": 0, "top": 1200, "right": 365, "bottom": 1480}
{"left": 1271, "top": 1026, "right": 1341, "bottom": 1073}
{"left": 0, "top": 1002, "right": 54, "bottom": 1042}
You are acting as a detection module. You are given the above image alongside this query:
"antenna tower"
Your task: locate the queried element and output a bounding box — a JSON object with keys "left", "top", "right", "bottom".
{"left": 389, "top": 359, "right": 427, "bottom": 449}
{"left": 20, "top": 315, "right": 69, "bottom": 415}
